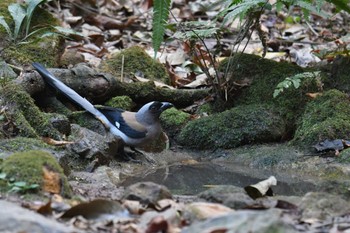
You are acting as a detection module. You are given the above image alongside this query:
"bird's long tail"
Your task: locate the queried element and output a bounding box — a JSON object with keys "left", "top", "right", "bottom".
{"left": 32, "top": 62, "right": 115, "bottom": 131}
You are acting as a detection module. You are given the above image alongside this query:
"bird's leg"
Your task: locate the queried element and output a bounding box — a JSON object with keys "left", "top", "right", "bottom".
{"left": 116, "top": 145, "right": 142, "bottom": 163}
{"left": 130, "top": 147, "right": 156, "bottom": 164}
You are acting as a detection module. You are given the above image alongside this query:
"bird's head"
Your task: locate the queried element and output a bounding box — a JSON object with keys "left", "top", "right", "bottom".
{"left": 136, "top": 101, "right": 173, "bottom": 124}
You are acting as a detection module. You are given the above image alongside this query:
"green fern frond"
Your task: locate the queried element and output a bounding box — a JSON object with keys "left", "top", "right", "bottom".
{"left": 173, "top": 21, "right": 220, "bottom": 40}
{"left": 294, "top": 1, "right": 328, "bottom": 18}
{"left": 152, "top": 0, "right": 171, "bottom": 58}
{"left": 326, "top": 0, "right": 350, "bottom": 13}
{"left": 220, "top": 0, "right": 266, "bottom": 25}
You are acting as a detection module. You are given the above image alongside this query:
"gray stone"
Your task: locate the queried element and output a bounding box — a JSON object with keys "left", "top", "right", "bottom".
{"left": 299, "top": 192, "right": 350, "bottom": 221}
{"left": 181, "top": 209, "right": 297, "bottom": 233}
{"left": 0, "top": 200, "right": 78, "bottom": 233}
{"left": 123, "top": 182, "right": 172, "bottom": 205}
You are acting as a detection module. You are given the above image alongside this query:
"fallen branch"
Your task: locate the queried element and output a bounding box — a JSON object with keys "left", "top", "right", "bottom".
{"left": 17, "top": 64, "right": 210, "bottom": 107}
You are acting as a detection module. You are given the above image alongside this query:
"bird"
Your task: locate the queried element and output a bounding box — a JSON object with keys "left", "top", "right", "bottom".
{"left": 32, "top": 62, "right": 173, "bottom": 160}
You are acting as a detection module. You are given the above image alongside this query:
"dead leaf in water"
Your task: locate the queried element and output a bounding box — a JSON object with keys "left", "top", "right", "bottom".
{"left": 244, "top": 176, "right": 277, "bottom": 200}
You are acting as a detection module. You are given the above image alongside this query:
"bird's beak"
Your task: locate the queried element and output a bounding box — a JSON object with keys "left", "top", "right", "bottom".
{"left": 160, "top": 102, "right": 173, "bottom": 111}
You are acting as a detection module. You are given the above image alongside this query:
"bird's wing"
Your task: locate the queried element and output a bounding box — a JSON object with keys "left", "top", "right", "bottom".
{"left": 98, "top": 107, "right": 147, "bottom": 139}
{"left": 32, "top": 63, "right": 120, "bottom": 134}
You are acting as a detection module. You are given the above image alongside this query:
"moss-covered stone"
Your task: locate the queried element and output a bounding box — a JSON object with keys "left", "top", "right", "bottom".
{"left": 325, "top": 56, "right": 350, "bottom": 93}
{"left": 219, "top": 53, "right": 320, "bottom": 126}
{"left": 293, "top": 89, "right": 350, "bottom": 147}
{"left": 0, "top": 83, "right": 61, "bottom": 139}
{"left": 337, "top": 148, "right": 350, "bottom": 163}
{"left": 100, "top": 46, "right": 170, "bottom": 84}
{"left": 0, "top": 1, "right": 63, "bottom": 66}
{"left": 0, "top": 137, "right": 52, "bottom": 156}
{"left": 178, "top": 104, "right": 286, "bottom": 149}
{"left": 105, "top": 96, "right": 135, "bottom": 110}
{"left": 160, "top": 108, "right": 190, "bottom": 138}
{"left": 69, "top": 111, "right": 106, "bottom": 136}
{"left": 0, "top": 150, "right": 71, "bottom": 196}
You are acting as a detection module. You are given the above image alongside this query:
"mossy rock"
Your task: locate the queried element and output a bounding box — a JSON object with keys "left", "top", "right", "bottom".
{"left": 105, "top": 96, "right": 135, "bottom": 111}
{"left": 69, "top": 111, "right": 107, "bottom": 136}
{"left": 293, "top": 89, "right": 350, "bottom": 147}
{"left": 325, "top": 56, "right": 350, "bottom": 93}
{"left": 0, "top": 83, "right": 61, "bottom": 139}
{"left": 0, "top": 1, "right": 63, "bottom": 66}
{"left": 0, "top": 150, "right": 71, "bottom": 196}
{"left": 100, "top": 46, "right": 170, "bottom": 84}
{"left": 178, "top": 104, "right": 286, "bottom": 149}
{"left": 160, "top": 108, "right": 191, "bottom": 138}
{"left": 219, "top": 53, "right": 320, "bottom": 125}
{"left": 0, "top": 137, "right": 53, "bottom": 156}
{"left": 337, "top": 148, "right": 350, "bottom": 164}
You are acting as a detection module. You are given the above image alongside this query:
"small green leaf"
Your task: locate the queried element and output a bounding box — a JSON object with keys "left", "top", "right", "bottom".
{"left": 13, "top": 181, "right": 27, "bottom": 187}
{"left": 29, "top": 184, "right": 40, "bottom": 189}
{"left": 0, "top": 173, "right": 6, "bottom": 180}
{"left": 275, "top": 1, "right": 283, "bottom": 12}
{"left": 291, "top": 79, "right": 301, "bottom": 88}
{"left": 8, "top": 3, "right": 26, "bottom": 41}
{"left": 0, "top": 16, "right": 12, "bottom": 38}
{"left": 25, "top": 0, "right": 46, "bottom": 36}
{"left": 53, "top": 26, "right": 84, "bottom": 37}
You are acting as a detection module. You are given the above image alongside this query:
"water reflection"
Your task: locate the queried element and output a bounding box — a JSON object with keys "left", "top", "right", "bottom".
{"left": 121, "top": 162, "right": 317, "bottom": 195}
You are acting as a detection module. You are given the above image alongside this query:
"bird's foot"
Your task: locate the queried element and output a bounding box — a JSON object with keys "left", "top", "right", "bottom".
{"left": 130, "top": 147, "right": 156, "bottom": 164}
{"left": 121, "top": 151, "right": 142, "bottom": 163}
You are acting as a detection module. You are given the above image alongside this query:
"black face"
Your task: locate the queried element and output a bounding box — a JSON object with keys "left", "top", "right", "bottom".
{"left": 149, "top": 101, "right": 163, "bottom": 113}
{"left": 149, "top": 101, "right": 173, "bottom": 114}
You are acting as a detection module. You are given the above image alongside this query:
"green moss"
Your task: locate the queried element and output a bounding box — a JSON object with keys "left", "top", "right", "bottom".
{"left": 0, "top": 2, "right": 62, "bottom": 66}
{"left": 178, "top": 104, "right": 286, "bottom": 149}
{"left": 338, "top": 149, "right": 350, "bottom": 163}
{"left": 105, "top": 96, "right": 135, "bottom": 110}
{"left": 100, "top": 46, "right": 170, "bottom": 84}
{"left": 197, "top": 103, "right": 214, "bottom": 115}
{"left": 69, "top": 111, "right": 106, "bottom": 136}
{"left": 324, "top": 56, "right": 350, "bottom": 93}
{"left": 219, "top": 53, "right": 319, "bottom": 126}
{"left": 0, "top": 150, "right": 71, "bottom": 196}
{"left": 293, "top": 89, "right": 350, "bottom": 147}
{"left": 0, "top": 137, "right": 52, "bottom": 153}
{"left": 3, "top": 36, "right": 62, "bottom": 67}
{"left": 1, "top": 83, "right": 61, "bottom": 139}
{"left": 160, "top": 108, "right": 190, "bottom": 137}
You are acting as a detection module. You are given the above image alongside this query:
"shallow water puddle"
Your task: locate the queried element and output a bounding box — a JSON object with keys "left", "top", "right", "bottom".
{"left": 121, "top": 162, "right": 317, "bottom": 195}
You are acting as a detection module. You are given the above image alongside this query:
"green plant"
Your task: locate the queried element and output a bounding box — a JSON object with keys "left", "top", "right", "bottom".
{"left": 273, "top": 71, "right": 321, "bottom": 97}
{"left": 8, "top": 181, "right": 40, "bottom": 193}
{"left": 0, "top": 172, "right": 39, "bottom": 193}
{"left": 152, "top": 0, "right": 171, "bottom": 58}
{"left": 0, "top": 0, "right": 82, "bottom": 44}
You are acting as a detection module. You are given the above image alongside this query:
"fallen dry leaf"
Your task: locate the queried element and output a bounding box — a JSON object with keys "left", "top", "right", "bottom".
{"left": 43, "top": 166, "right": 61, "bottom": 194}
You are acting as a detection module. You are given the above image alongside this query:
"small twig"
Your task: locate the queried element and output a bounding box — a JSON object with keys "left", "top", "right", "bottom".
{"left": 121, "top": 54, "right": 124, "bottom": 82}
{"left": 8, "top": 64, "right": 22, "bottom": 72}
{"left": 305, "top": 21, "right": 319, "bottom": 37}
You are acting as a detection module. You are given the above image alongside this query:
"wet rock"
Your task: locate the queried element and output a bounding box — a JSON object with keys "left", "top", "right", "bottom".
{"left": 198, "top": 185, "right": 255, "bottom": 209}
{"left": 69, "top": 166, "right": 124, "bottom": 200}
{"left": 0, "top": 200, "right": 77, "bottom": 233}
{"left": 299, "top": 192, "right": 350, "bottom": 221}
{"left": 181, "top": 209, "right": 296, "bottom": 233}
{"left": 49, "top": 113, "right": 71, "bottom": 135}
{"left": 67, "top": 124, "right": 121, "bottom": 162}
{"left": 123, "top": 182, "right": 172, "bottom": 205}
